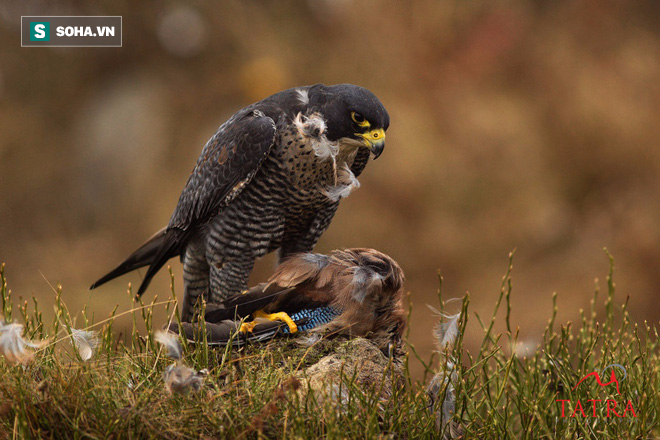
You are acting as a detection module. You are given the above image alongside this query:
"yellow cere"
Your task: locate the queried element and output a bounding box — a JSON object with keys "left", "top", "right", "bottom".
{"left": 356, "top": 128, "right": 386, "bottom": 147}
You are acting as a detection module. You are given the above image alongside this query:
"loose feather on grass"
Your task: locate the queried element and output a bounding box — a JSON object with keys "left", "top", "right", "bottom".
{"left": 163, "top": 364, "right": 208, "bottom": 395}
{"left": 427, "top": 306, "right": 461, "bottom": 350}
{"left": 0, "top": 321, "right": 48, "bottom": 365}
{"left": 155, "top": 330, "right": 182, "bottom": 360}
{"left": 154, "top": 330, "right": 207, "bottom": 394}
{"left": 426, "top": 306, "right": 464, "bottom": 439}
{"left": 70, "top": 328, "right": 100, "bottom": 361}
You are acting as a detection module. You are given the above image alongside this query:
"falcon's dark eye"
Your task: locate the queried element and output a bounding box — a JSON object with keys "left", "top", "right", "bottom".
{"left": 351, "top": 112, "right": 367, "bottom": 125}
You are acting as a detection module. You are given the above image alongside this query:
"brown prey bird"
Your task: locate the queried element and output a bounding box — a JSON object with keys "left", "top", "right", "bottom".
{"left": 170, "top": 248, "right": 407, "bottom": 354}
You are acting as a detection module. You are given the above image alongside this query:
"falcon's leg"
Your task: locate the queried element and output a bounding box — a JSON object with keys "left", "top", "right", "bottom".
{"left": 279, "top": 237, "right": 313, "bottom": 262}
{"left": 181, "top": 244, "right": 210, "bottom": 322}
{"left": 278, "top": 204, "right": 339, "bottom": 262}
{"left": 207, "top": 256, "right": 256, "bottom": 304}
{"left": 239, "top": 310, "right": 298, "bottom": 334}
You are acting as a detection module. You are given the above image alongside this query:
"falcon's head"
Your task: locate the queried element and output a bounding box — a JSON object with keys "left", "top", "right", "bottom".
{"left": 307, "top": 84, "right": 390, "bottom": 159}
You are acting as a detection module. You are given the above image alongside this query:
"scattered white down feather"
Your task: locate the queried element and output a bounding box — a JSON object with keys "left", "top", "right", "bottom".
{"left": 163, "top": 363, "right": 208, "bottom": 395}
{"left": 155, "top": 330, "right": 207, "bottom": 394}
{"left": 0, "top": 321, "right": 48, "bottom": 365}
{"left": 70, "top": 328, "right": 100, "bottom": 361}
{"left": 293, "top": 111, "right": 362, "bottom": 202}
{"left": 296, "top": 88, "right": 309, "bottom": 104}
{"left": 155, "top": 330, "right": 182, "bottom": 360}
{"left": 300, "top": 252, "right": 330, "bottom": 268}
{"left": 295, "top": 333, "right": 323, "bottom": 347}
{"left": 427, "top": 306, "right": 461, "bottom": 350}
{"left": 293, "top": 112, "right": 327, "bottom": 139}
{"left": 324, "top": 164, "right": 360, "bottom": 201}
{"left": 426, "top": 305, "right": 464, "bottom": 438}
{"left": 293, "top": 112, "right": 337, "bottom": 160}
{"left": 350, "top": 266, "right": 384, "bottom": 303}
{"left": 427, "top": 362, "right": 459, "bottom": 438}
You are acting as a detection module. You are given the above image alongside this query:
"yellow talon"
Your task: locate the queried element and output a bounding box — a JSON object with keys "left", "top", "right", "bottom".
{"left": 257, "top": 310, "right": 298, "bottom": 334}
{"left": 239, "top": 320, "right": 258, "bottom": 334}
{"left": 238, "top": 310, "right": 298, "bottom": 334}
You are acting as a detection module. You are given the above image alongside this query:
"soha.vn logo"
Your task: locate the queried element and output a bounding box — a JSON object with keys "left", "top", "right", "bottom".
{"left": 557, "top": 364, "right": 637, "bottom": 418}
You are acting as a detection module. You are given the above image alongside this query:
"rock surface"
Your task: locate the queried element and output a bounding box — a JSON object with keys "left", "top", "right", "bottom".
{"left": 296, "top": 337, "right": 405, "bottom": 405}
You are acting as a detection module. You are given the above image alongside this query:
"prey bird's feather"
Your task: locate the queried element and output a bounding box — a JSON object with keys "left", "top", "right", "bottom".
{"left": 173, "top": 248, "right": 406, "bottom": 352}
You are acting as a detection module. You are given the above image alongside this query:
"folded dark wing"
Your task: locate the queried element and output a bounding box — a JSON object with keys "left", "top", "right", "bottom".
{"left": 168, "top": 109, "right": 277, "bottom": 230}
{"left": 133, "top": 111, "right": 276, "bottom": 296}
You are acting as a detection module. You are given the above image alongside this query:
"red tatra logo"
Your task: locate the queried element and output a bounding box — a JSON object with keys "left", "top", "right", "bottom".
{"left": 572, "top": 364, "right": 626, "bottom": 395}
{"left": 556, "top": 364, "right": 638, "bottom": 418}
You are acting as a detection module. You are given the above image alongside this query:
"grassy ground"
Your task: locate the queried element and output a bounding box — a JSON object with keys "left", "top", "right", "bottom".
{"left": 0, "top": 252, "right": 657, "bottom": 439}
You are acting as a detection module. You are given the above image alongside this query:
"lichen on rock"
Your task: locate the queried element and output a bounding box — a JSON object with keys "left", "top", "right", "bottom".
{"left": 295, "top": 337, "right": 405, "bottom": 406}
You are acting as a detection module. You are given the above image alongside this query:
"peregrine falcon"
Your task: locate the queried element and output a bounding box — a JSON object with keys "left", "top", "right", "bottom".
{"left": 171, "top": 248, "right": 407, "bottom": 354}
{"left": 90, "top": 84, "right": 390, "bottom": 320}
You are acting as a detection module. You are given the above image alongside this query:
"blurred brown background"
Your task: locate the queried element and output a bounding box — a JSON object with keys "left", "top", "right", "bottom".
{"left": 1, "top": 1, "right": 658, "bottom": 376}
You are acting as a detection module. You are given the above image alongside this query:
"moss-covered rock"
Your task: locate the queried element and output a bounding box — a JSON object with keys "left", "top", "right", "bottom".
{"left": 296, "top": 337, "right": 405, "bottom": 405}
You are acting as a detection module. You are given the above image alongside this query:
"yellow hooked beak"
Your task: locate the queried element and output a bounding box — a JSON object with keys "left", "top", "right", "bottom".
{"left": 355, "top": 128, "right": 386, "bottom": 159}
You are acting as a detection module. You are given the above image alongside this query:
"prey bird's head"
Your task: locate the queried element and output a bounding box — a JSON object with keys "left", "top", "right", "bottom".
{"left": 307, "top": 84, "right": 389, "bottom": 159}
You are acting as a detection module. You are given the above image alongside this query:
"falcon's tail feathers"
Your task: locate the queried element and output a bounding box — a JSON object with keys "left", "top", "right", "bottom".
{"left": 89, "top": 228, "right": 182, "bottom": 296}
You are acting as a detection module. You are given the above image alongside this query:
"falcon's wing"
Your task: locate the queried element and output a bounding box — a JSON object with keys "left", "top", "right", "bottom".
{"left": 134, "top": 110, "right": 276, "bottom": 297}
{"left": 169, "top": 109, "right": 277, "bottom": 229}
